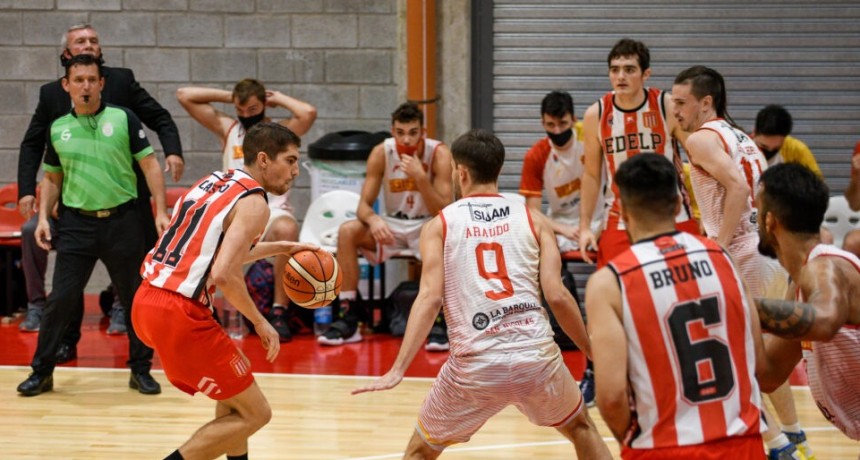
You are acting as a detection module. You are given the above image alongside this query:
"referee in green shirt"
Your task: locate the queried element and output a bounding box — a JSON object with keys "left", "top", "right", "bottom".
{"left": 17, "top": 54, "right": 170, "bottom": 396}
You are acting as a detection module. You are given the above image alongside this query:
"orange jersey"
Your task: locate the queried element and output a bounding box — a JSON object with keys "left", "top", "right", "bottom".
{"left": 599, "top": 88, "right": 692, "bottom": 231}
{"left": 609, "top": 232, "right": 762, "bottom": 449}
{"left": 141, "top": 169, "right": 265, "bottom": 302}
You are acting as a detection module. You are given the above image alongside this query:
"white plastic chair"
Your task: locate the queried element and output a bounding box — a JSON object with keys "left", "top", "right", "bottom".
{"left": 821, "top": 195, "right": 860, "bottom": 248}
{"left": 299, "top": 190, "right": 361, "bottom": 253}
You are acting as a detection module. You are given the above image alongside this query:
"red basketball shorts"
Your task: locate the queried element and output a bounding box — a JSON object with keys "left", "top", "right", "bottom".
{"left": 597, "top": 219, "right": 700, "bottom": 268}
{"left": 132, "top": 282, "right": 254, "bottom": 400}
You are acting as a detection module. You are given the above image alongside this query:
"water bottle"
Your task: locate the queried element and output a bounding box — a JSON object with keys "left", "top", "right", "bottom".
{"left": 219, "top": 293, "right": 246, "bottom": 339}
{"left": 314, "top": 305, "right": 333, "bottom": 336}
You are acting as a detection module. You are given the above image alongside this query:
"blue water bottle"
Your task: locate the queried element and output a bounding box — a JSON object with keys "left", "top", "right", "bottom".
{"left": 314, "top": 305, "right": 333, "bottom": 336}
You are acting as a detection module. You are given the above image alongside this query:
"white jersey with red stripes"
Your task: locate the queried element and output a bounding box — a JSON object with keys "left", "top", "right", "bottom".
{"left": 689, "top": 119, "right": 767, "bottom": 243}
{"left": 381, "top": 137, "right": 441, "bottom": 220}
{"left": 141, "top": 169, "right": 265, "bottom": 302}
{"left": 598, "top": 88, "right": 692, "bottom": 231}
{"left": 609, "top": 231, "right": 763, "bottom": 449}
{"left": 223, "top": 120, "right": 293, "bottom": 214}
{"left": 800, "top": 244, "right": 860, "bottom": 440}
{"left": 439, "top": 194, "right": 555, "bottom": 356}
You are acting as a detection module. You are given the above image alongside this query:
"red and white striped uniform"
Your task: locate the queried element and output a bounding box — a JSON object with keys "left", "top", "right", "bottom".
{"left": 141, "top": 169, "right": 265, "bottom": 302}
{"left": 609, "top": 232, "right": 763, "bottom": 450}
{"left": 415, "top": 195, "right": 581, "bottom": 447}
{"left": 381, "top": 137, "right": 441, "bottom": 220}
{"left": 689, "top": 119, "right": 776, "bottom": 296}
{"left": 599, "top": 88, "right": 692, "bottom": 231}
{"left": 800, "top": 244, "right": 860, "bottom": 440}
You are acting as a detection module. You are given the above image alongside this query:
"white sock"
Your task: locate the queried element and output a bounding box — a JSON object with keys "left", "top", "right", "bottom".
{"left": 765, "top": 433, "right": 792, "bottom": 450}
{"left": 783, "top": 422, "right": 802, "bottom": 433}
{"left": 340, "top": 290, "right": 357, "bottom": 302}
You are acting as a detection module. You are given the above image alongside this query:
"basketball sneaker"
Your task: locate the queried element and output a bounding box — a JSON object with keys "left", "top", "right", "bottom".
{"left": 785, "top": 431, "right": 816, "bottom": 460}
{"left": 268, "top": 305, "right": 292, "bottom": 343}
{"left": 107, "top": 305, "right": 127, "bottom": 335}
{"left": 318, "top": 300, "right": 362, "bottom": 346}
{"left": 18, "top": 305, "right": 42, "bottom": 332}
{"left": 580, "top": 369, "right": 596, "bottom": 408}
{"left": 425, "top": 315, "right": 449, "bottom": 351}
{"left": 768, "top": 442, "right": 806, "bottom": 460}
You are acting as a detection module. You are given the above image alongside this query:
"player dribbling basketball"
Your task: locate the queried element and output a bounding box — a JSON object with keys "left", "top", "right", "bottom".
{"left": 132, "top": 122, "right": 315, "bottom": 460}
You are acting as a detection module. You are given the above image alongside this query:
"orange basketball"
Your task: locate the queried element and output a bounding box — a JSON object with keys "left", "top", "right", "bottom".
{"left": 283, "top": 248, "right": 342, "bottom": 309}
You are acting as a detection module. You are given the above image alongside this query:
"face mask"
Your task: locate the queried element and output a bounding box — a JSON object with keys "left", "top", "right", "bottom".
{"left": 396, "top": 140, "right": 421, "bottom": 156}
{"left": 238, "top": 111, "right": 265, "bottom": 131}
{"left": 546, "top": 129, "right": 573, "bottom": 147}
{"left": 759, "top": 146, "right": 780, "bottom": 160}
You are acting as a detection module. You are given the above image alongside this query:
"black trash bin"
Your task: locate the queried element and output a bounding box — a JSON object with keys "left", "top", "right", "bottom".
{"left": 304, "top": 130, "right": 390, "bottom": 200}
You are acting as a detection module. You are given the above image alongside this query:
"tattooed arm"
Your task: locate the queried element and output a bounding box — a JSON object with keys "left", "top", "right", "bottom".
{"left": 756, "top": 257, "right": 848, "bottom": 341}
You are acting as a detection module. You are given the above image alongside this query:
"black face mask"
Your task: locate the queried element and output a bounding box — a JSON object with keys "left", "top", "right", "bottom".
{"left": 759, "top": 146, "right": 780, "bottom": 160}
{"left": 546, "top": 129, "right": 573, "bottom": 148}
{"left": 238, "top": 111, "right": 266, "bottom": 131}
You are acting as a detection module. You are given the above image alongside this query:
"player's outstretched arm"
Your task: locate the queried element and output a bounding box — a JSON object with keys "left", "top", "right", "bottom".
{"left": 352, "top": 217, "right": 445, "bottom": 395}
{"left": 358, "top": 144, "right": 395, "bottom": 245}
{"left": 212, "top": 193, "right": 281, "bottom": 362}
{"left": 586, "top": 267, "right": 632, "bottom": 444}
{"left": 245, "top": 241, "right": 318, "bottom": 264}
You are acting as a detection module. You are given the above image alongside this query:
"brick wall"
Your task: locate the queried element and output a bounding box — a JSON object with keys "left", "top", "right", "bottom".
{"left": 0, "top": 0, "right": 400, "bottom": 223}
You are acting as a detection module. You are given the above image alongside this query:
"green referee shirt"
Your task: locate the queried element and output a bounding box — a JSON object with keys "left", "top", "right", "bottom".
{"left": 44, "top": 103, "right": 154, "bottom": 211}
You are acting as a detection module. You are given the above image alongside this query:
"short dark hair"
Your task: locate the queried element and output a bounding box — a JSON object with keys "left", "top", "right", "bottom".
{"left": 64, "top": 53, "right": 102, "bottom": 79}
{"left": 755, "top": 105, "right": 793, "bottom": 136}
{"left": 674, "top": 65, "right": 739, "bottom": 129}
{"left": 233, "top": 78, "right": 267, "bottom": 105}
{"left": 541, "top": 91, "right": 574, "bottom": 119}
{"left": 614, "top": 154, "right": 678, "bottom": 220}
{"left": 608, "top": 38, "right": 650, "bottom": 71}
{"left": 391, "top": 102, "right": 424, "bottom": 126}
{"left": 759, "top": 163, "right": 829, "bottom": 234}
{"left": 243, "top": 122, "right": 301, "bottom": 166}
{"left": 450, "top": 129, "right": 505, "bottom": 185}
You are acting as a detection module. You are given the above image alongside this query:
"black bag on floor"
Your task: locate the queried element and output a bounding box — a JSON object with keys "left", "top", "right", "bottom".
{"left": 387, "top": 280, "right": 420, "bottom": 337}
{"left": 543, "top": 268, "right": 585, "bottom": 351}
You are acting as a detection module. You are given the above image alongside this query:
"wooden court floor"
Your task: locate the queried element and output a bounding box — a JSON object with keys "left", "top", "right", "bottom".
{"left": 1, "top": 366, "right": 857, "bottom": 459}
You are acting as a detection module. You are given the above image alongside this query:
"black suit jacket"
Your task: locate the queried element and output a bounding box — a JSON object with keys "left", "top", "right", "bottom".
{"left": 17, "top": 66, "right": 183, "bottom": 200}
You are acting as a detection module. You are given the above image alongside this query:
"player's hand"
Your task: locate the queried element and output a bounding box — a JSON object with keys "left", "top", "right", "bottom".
{"left": 18, "top": 195, "right": 36, "bottom": 219}
{"left": 282, "top": 241, "right": 319, "bottom": 256}
{"left": 368, "top": 215, "right": 395, "bottom": 245}
{"left": 254, "top": 320, "right": 281, "bottom": 362}
{"left": 164, "top": 154, "right": 185, "bottom": 182}
{"left": 34, "top": 218, "right": 52, "bottom": 251}
{"left": 557, "top": 223, "right": 580, "bottom": 242}
{"left": 265, "top": 90, "right": 282, "bottom": 107}
{"left": 399, "top": 153, "right": 426, "bottom": 181}
{"left": 351, "top": 369, "right": 404, "bottom": 395}
{"left": 154, "top": 212, "right": 171, "bottom": 236}
{"left": 579, "top": 228, "right": 597, "bottom": 264}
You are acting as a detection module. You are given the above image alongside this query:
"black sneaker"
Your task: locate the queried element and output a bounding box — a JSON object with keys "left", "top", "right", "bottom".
{"left": 580, "top": 369, "right": 596, "bottom": 407}
{"left": 268, "top": 306, "right": 292, "bottom": 343}
{"left": 317, "top": 318, "right": 362, "bottom": 346}
{"left": 425, "top": 322, "right": 449, "bottom": 351}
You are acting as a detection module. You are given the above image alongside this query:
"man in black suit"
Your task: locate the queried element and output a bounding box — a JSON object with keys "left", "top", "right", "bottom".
{"left": 16, "top": 24, "right": 183, "bottom": 374}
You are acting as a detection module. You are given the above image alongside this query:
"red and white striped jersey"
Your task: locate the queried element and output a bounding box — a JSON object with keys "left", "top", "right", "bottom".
{"left": 800, "top": 244, "right": 860, "bottom": 440}
{"left": 141, "top": 169, "right": 265, "bottom": 302}
{"left": 381, "top": 137, "right": 441, "bottom": 220}
{"left": 599, "top": 88, "right": 692, "bottom": 231}
{"left": 439, "top": 194, "right": 555, "bottom": 356}
{"left": 609, "top": 231, "right": 763, "bottom": 449}
{"left": 689, "top": 119, "right": 767, "bottom": 243}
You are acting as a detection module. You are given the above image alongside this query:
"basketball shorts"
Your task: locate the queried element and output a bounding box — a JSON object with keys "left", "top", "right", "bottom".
{"left": 597, "top": 219, "right": 699, "bottom": 268}
{"left": 726, "top": 235, "right": 785, "bottom": 298}
{"left": 360, "top": 215, "right": 427, "bottom": 265}
{"left": 622, "top": 433, "right": 764, "bottom": 460}
{"left": 415, "top": 345, "right": 583, "bottom": 450}
{"left": 132, "top": 282, "right": 254, "bottom": 400}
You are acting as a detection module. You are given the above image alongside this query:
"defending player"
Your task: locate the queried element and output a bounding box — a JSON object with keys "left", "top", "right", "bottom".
{"left": 352, "top": 129, "right": 611, "bottom": 459}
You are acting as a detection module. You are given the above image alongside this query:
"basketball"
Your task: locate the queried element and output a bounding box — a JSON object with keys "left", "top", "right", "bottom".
{"left": 283, "top": 248, "right": 342, "bottom": 309}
